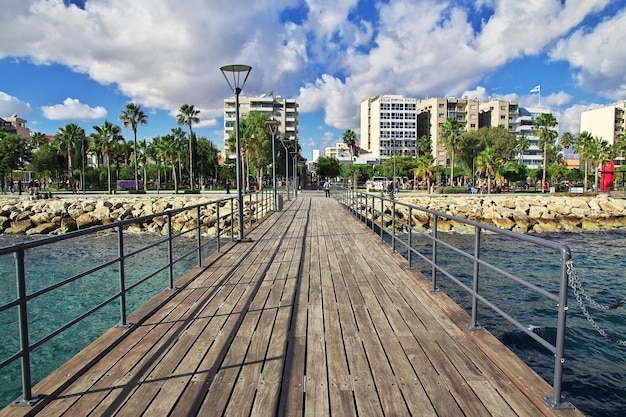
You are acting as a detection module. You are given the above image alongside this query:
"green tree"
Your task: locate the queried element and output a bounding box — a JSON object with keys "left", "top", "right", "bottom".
{"left": 53, "top": 123, "right": 85, "bottom": 182}
{"left": 0, "top": 130, "right": 29, "bottom": 178}
{"left": 516, "top": 134, "right": 530, "bottom": 163}
{"left": 591, "top": 137, "right": 616, "bottom": 192}
{"left": 177, "top": 104, "right": 200, "bottom": 190}
{"left": 534, "top": 113, "right": 558, "bottom": 190}
{"left": 90, "top": 120, "right": 124, "bottom": 194}
{"left": 475, "top": 147, "right": 500, "bottom": 194}
{"left": 414, "top": 154, "right": 434, "bottom": 191}
{"left": 440, "top": 117, "right": 462, "bottom": 185}
{"left": 342, "top": 129, "right": 358, "bottom": 190}
{"left": 30, "top": 131, "right": 49, "bottom": 149}
{"left": 196, "top": 136, "right": 220, "bottom": 185}
{"left": 314, "top": 156, "right": 341, "bottom": 180}
{"left": 156, "top": 130, "right": 186, "bottom": 194}
{"left": 120, "top": 102, "right": 148, "bottom": 191}
{"left": 574, "top": 131, "right": 594, "bottom": 191}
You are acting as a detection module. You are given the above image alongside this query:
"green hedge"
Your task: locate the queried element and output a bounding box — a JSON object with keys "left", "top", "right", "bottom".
{"left": 434, "top": 186, "right": 467, "bottom": 194}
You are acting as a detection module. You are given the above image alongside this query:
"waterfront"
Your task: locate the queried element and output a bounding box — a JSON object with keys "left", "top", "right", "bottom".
{"left": 0, "top": 229, "right": 624, "bottom": 416}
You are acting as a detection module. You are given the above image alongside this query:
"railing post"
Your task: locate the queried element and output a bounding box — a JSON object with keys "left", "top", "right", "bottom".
{"left": 544, "top": 252, "right": 573, "bottom": 409}
{"left": 216, "top": 201, "right": 221, "bottom": 253}
{"left": 468, "top": 227, "right": 482, "bottom": 329}
{"left": 407, "top": 206, "right": 413, "bottom": 268}
{"left": 167, "top": 211, "right": 174, "bottom": 288}
{"left": 196, "top": 206, "right": 202, "bottom": 268}
{"left": 380, "top": 197, "right": 385, "bottom": 241}
{"left": 230, "top": 198, "right": 235, "bottom": 239}
{"left": 431, "top": 215, "right": 438, "bottom": 292}
{"left": 392, "top": 200, "right": 396, "bottom": 252}
{"left": 13, "top": 247, "right": 40, "bottom": 406}
{"left": 117, "top": 225, "right": 129, "bottom": 327}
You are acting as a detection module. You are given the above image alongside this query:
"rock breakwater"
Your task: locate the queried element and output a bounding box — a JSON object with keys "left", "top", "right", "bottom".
{"left": 394, "top": 194, "right": 626, "bottom": 233}
{"left": 0, "top": 195, "right": 262, "bottom": 236}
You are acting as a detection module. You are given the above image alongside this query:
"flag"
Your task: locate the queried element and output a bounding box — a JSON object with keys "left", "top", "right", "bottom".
{"left": 530, "top": 85, "right": 541, "bottom": 93}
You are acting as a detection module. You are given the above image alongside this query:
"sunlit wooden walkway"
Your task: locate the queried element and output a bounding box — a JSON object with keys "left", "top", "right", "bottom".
{"left": 1, "top": 193, "right": 584, "bottom": 417}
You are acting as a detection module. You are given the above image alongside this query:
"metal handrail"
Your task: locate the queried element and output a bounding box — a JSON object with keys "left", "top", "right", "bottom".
{"left": 337, "top": 188, "right": 573, "bottom": 409}
{"left": 0, "top": 190, "right": 279, "bottom": 407}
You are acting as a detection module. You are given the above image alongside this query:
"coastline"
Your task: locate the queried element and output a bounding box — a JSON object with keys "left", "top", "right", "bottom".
{"left": 0, "top": 193, "right": 625, "bottom": 235}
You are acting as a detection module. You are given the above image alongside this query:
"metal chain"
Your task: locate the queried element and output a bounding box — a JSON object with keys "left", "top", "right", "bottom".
{"left": 566, "top": 260, "right": 626, "bottom": 346}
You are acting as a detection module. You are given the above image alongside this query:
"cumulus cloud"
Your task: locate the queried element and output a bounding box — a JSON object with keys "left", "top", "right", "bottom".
{"left": 0, "top": 91, "right": 32, "bottom": 117}
{"left": 0, "top": 0, "right": 623, "bottom": 136}
{"left": 549, "top": 7, "right": 626, "bottom": 100}
{"left": 41, "top": 98, "right": 107, "bottom": 121}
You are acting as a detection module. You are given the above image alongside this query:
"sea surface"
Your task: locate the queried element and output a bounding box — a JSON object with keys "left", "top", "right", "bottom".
{"left": 0, "top": 230, "right": 625, "bottom": 416}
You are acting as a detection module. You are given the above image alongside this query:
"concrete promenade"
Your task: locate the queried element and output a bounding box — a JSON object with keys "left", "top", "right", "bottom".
{"left": 0, "top": 194, "right": 584, "bottom": 416}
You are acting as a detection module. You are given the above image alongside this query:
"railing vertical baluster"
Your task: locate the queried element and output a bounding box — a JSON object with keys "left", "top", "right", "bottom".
{"left": 431, "top": 215, "right": 438, "bottom": 291}
{"left": 167, "top": 212, "right": 174, "bottom": 288}
{"left": 117, "top": 225, "right": 128, "bottom": 326}
{"left": 196, "top": 206, "right": 202, "bottom": 268}
{"left": 15, "top": 247, "right": 37, "bottom": 405}
{"left": 469, "top": 226, "right": 482, "bottom": 329}
{"left": 216, "top": 202, "right": 221, "bottom": 253}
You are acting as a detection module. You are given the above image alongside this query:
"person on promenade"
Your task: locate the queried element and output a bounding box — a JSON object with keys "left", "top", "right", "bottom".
{"left": 323, "top": 179, "right": 331, "bottom": 197}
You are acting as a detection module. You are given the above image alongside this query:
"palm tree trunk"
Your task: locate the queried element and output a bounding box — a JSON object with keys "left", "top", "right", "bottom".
{"left": 106, "top": 156, "right": 112, "bottom": 194}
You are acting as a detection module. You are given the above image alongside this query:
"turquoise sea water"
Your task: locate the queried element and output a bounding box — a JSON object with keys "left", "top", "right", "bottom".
{"left": 0, "top": 233, "right": 203, "bottom": 409}
{"left": 0, "top": 230, "right": 625, "bottom": 416}
{"left": 401, "top": 229, "right": 626, "bottom": 417}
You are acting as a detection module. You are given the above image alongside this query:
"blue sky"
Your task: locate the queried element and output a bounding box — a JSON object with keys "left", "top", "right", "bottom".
{"left": 1, "top": 0, "right": 625, "bottom": 161}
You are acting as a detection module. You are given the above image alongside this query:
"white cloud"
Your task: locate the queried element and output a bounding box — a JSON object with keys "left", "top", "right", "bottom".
{"left": 549, "top": 7, "right": 626, "bottom": 100}
{"left": 0, "top": 0, "right": 622, "bottom": 134}
{"left": 0, "top": 91, "right": 32, "bottom": 117}
{"left": 41, "top": 98, "right": 107, "bottom": 121}
{"left": 558, "top": 103, "right": 606, "bottom": 136}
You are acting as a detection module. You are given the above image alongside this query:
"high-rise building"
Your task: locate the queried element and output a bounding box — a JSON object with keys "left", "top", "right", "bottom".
{"left": 223, "top": 95, "right": 299, "bottom": 153}
{"left": 416, "top": 97, "right": 481, "bottom": 166}
{"left": 360, "top": 95, "right": 419, "bottom": 161}
{"left": 580, "top": 101, "right": 626, "bottom": 166}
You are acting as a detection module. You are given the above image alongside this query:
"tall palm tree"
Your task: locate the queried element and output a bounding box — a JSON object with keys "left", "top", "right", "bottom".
{"left": 90, "top": 120, "right": 124, "bottom": 194}
{"left": 475, "top": 147, "right": 499, "bottom": 194}
{"left": 534, "top": 113, "right": 558, "bottom": 191}
{"left": 342, "top": 129, "right": 358, "bottom": 191}
{"left": 54, "top": 123, "right": 85, "bottom": 183}
{"left": 440, "top": 117, "right": 462, "bottom": 185}
{"left": 156, "top": 129, "right": 186, "bottom": 194}
{"left": 30, "top": 131, "right": 49, "bottom": 149}
{"left": 516, "top": 134, "right": 530, "bottom": 163}
{"left": 135, "top": 139, "right": 148, "bottom": 191}
{"left": 559, "top": 132, "right": 574, "bottom": 161}
{"left": 591, "top": 137, "right": 615, "bottom": 193}
{"left": 574, "top": 131, "right": 594, "bottom": 192}
{"left": 414, "top": 154, "right": 434, "bottom": 192}
{"left": 177, "top": 104, "right": 200, "bottom": 190}
{"left": 119, "top": 103, "right": 148, "bottom": 191}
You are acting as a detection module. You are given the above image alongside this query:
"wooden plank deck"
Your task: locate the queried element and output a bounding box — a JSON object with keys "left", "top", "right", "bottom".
{"left": 1, "top": 194, "right": 585, "bottom": 417}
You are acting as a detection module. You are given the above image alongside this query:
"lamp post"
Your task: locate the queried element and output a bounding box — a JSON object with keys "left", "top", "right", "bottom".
{"left": 280, "top": 139, "right": 291, "bottom": 199}
{"left": 220, "top": 64, "right": 252, "bottom": 242}
{"left": 266, "top": 118, "right": 279, "bottom": 210}
{"left": 290, "top": 151, "right": 298, "bottom": 197}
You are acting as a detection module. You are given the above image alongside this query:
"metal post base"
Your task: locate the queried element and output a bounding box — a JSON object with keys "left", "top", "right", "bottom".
{"left": 12, "top": 394, "right": 44, "bottom": 407}
{"left": 542, "top": 396, "right": 575, "bottom": 409}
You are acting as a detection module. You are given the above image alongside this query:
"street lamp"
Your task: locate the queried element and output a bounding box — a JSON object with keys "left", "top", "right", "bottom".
{"left": 280, "top": 139, "right": 292, "bottom": 199}
{"left": 220, "top": 64, "right": 252, "bottom": 242}
{"left": 266, "top": 117, "right": 279, "bottom": 210}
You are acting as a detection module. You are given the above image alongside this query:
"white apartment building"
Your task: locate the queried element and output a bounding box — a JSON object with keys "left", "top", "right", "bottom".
{"left": 514, "top": 107, "right": 559, "bottom": 169}
{"left": 360, "top": 95, "right": 419, "bottom": 161}
{"left": 223, "top": 95, "right": 299, "bottom": 152}
{"left": 580, "top": 100, "right": 626, "bottom": 166}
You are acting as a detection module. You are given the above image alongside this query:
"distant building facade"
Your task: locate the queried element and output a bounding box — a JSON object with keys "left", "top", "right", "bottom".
{"left": 580, "top": 100, "right": 626, "bottom": 166}
{"left": 223, "top": 95, "right": 299, "bottom": 154}
{"left": 0, "top": 114, "right": 31, "bottom": 139}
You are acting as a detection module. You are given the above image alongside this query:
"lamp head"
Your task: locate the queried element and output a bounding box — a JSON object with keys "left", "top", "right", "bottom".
{"left": 220, "top": 64, "right": 252, "bottom": 94}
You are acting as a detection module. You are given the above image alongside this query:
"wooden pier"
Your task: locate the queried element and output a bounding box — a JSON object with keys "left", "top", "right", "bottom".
{"left": 0, "top": 194, "right": 584, "bottom": 416}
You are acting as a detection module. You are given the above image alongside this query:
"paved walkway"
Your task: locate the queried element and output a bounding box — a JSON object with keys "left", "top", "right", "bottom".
{"left": 0, "top": 195, "right": 583, "bottom": 416}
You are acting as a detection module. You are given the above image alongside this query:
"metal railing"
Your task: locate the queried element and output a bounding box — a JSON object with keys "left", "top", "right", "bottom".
{"left": 0, "top": 190, "right": 279, "bottom": 407}
{"left": 337, "top": 188, "right": 573, "bottom": 409}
